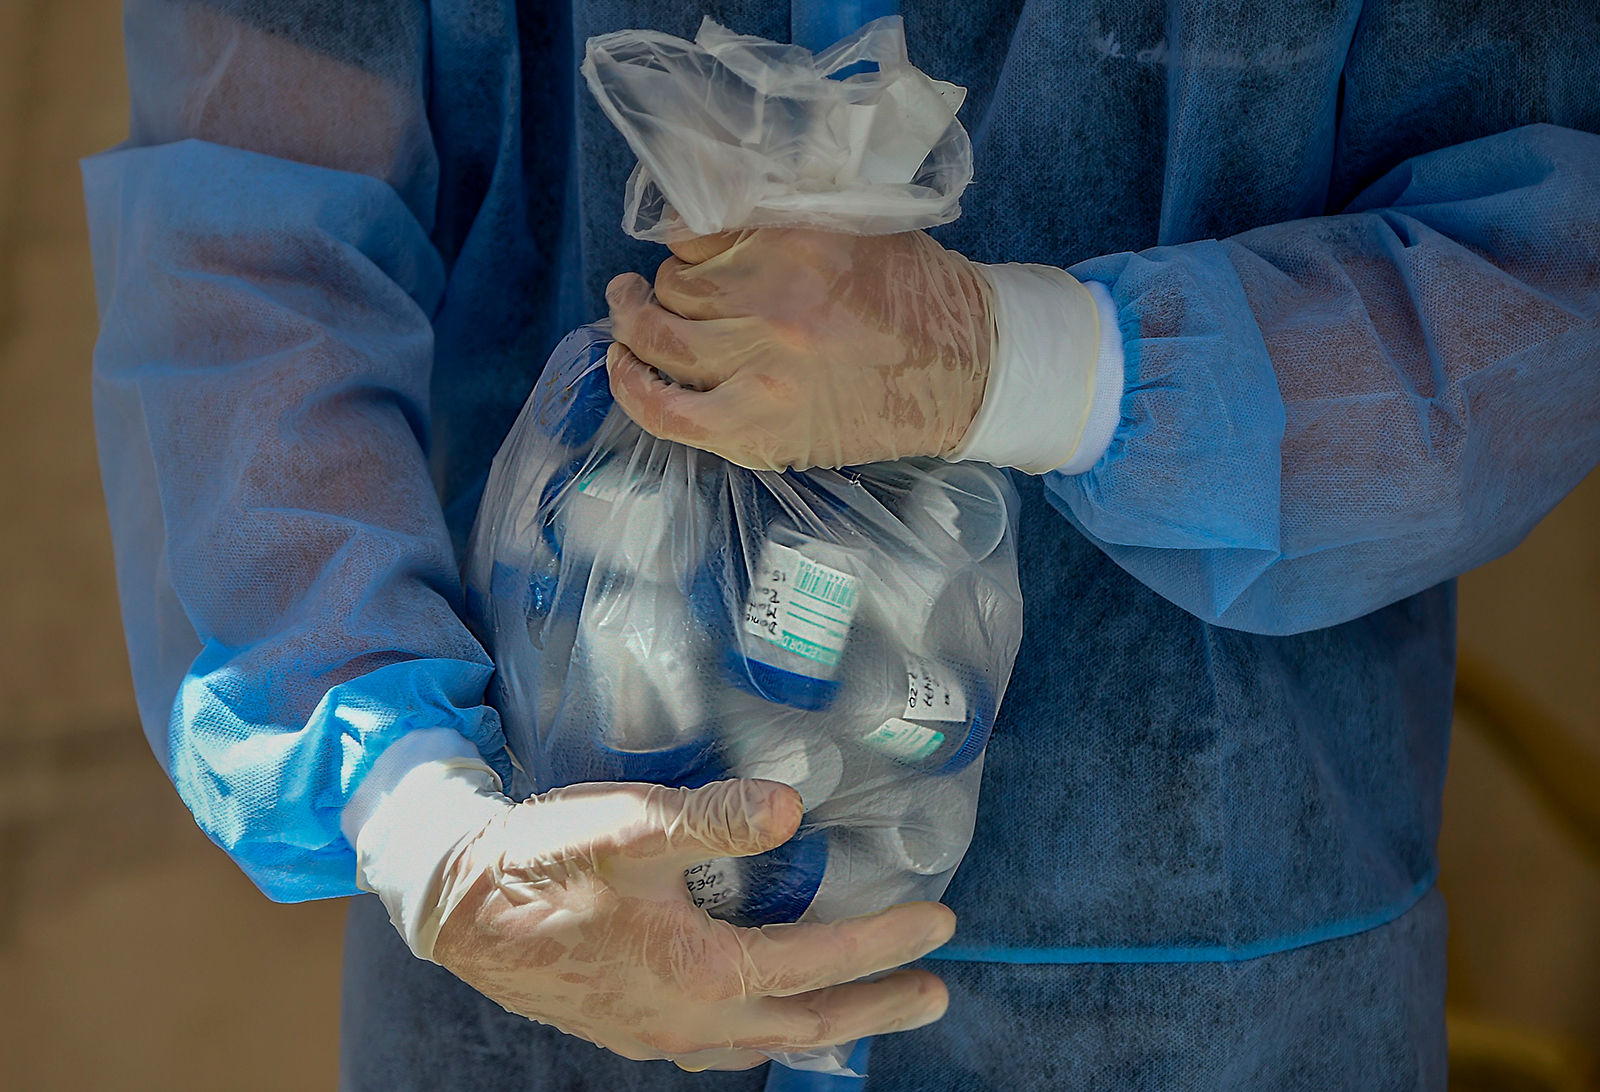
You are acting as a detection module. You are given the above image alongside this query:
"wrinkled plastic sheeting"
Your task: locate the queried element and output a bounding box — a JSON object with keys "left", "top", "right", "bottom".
{"left": 465, "top": 325, "right": 1022, "bottom": 1076}
{"left": 582, "top": 16, "right": 972, "bottom": 241}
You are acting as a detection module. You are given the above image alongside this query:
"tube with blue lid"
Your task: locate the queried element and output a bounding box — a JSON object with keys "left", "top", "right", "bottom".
{"left": 547, "top": 451, "right": 703, "bottom": 589}
{"left": 898, "top": 460, "right": 1009, "bottom": 564}
{"left": 732, "top": 524, "right": 866, "bottom": 710}
{"left": 832, "top": 632, "right": 996, "bottom": 777}
{"left": 684, "top": 822, "right": 939, "bottom": 930}
{"left": 719, "top": 693, "right": 846, "bottom": 811}
{"left": 685, "top": 769, "right": 979, "bottom": 931}
{"left": 546, "top": 564, "right": 724, "bottom": 789}
{"left": 686, "top": 474, "right": 868, "bottom": 713}
{"left": 684, "top": 828, "right": 832, "bottom": 927}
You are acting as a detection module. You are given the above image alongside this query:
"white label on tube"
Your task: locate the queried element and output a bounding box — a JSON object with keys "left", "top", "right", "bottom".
{"left": 862, "top": 718, "right": 946, "bottom": 761}
{"left": 683, "top": 859, "right": 741, "bottom": 914}
{"left": 904, "top": 658, "right": 968, "bottom": 723}
{"left": 743, "top": 541, "right": 860, "bottom": 667}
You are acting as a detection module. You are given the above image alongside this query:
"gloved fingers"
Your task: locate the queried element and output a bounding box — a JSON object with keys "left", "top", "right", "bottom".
{"left": 630, "top": 778, "right": 804, "bottom": 865}
{"left": 492, "top": 781, "right": 683, "bottom": 868}
{"left": 720, "top": 900, "right": 957, "bottom": 996}
{"left": 606, "top": 345, "right": 787, "bottom": 470}
{"left": 603, "top": 270, "right": 654, "bottom": 321}
{"left": 671, "top": 1048, "right": 769, "bottom": 1072}
{"left": 666, "top": 230, "right": 744, "bottom": 265}
{"left": 651, "top": 254, "right": 756, "bottom": 321}
{"left": 607, "top": 281, "right": 770, "bottom": 389}
{"left": 731, "top": 968, "right": 950, "bottom": 1052}
{"left": 510, "top": 779, "right": 802, "bottom": 867}
{"left": 607, "top": 234, "right": 755, "bottom": 326}
{"left": 654, "top": 230, "right": 835, "bottom": 321}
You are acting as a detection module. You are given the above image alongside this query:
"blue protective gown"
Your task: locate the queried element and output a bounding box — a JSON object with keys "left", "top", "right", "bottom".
{"left": 84, "top": 0, "right": 1600, "bottom": 1088}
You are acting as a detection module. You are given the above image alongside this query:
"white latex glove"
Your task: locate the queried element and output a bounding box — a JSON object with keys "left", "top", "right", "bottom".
{"left": 605, "top": 229, "right": 1124, "bottom": 474}
{"left": 606, "top": 229, "right": 994, "bottom": 472}
{"left": 345, "top": 734, "right": 956, "bottom": 1072}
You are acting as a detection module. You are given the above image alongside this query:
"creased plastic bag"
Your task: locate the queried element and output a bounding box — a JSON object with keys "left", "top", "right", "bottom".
{"left": 465, "top": 18, "right": 1018, "bottom": 1078}
{"left": 582, "top": 16, "right": 972, "bottom": 240}
{"left": 465, "top": 324, "right": 1021, "bottom": 1076}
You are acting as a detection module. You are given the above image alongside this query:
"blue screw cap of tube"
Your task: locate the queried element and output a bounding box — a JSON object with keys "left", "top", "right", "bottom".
{"left": 547, "top": 733, "right": 725, "bottom": 790}
{"left": 724, "top": 828, "right": 830, "bottom": 928}
{"left": 596, "top": 735, "right": 726, "bottom": 788}
{"left": 723, "top": 649, "right": 842, "bottom": 711}
{"left": 926, "top": 667, "right": 995, "bottom": 777}
{"left": 538, "top": 459, "right": 583, "bottom": 557}
{"left": 487, "top": 559, "right": 576, "bottom": 621}
{"left": 532, "top": 327, "right": 614, "bottom": 446}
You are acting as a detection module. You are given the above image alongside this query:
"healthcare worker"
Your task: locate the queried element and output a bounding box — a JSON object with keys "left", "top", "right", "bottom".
{"left": 83, "top": 0, "right": 1600, "bottom": 1089}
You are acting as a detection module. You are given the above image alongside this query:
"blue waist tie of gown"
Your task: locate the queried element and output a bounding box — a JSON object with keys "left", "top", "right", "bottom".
{"left": 927, "top": 873, "right": 1438, "bottom": 965}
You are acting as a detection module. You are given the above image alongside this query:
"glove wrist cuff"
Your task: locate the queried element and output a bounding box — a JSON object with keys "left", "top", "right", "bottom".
{"left": 950, "top": 264, "right": 1122, "bottom": 475}
{"left": 344, "top": 731, "right": 510, "bottom": 961}
{"left": 1056, "top": 279, "right": 1125, "bottom": 475}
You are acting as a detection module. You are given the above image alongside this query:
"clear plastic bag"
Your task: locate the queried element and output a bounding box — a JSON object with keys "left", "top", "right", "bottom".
{"left": 463, "top": 17, "right": 1018, "bottom": 1076}
{"left": 464, "top": 325, "right": 1022, "bottom": 1073}
{"left": 581, "top": 16, "right": 973, "bottom": 241}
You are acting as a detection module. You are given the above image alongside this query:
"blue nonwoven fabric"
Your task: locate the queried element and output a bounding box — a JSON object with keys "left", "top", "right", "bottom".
{"left": 84, "top": 140, "right": 511, "bottom": 900}
{"left": 339, "top": 888, "right": 1446, "bottom": 1090}
{"left": 81, "top": 5, "right": 1600, "bottom": 1081}
{"left": 1055, "top": 126, "right": 1600, "bottom": 634}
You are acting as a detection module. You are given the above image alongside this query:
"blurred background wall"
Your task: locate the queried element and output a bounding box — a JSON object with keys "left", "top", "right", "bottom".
{"left": 0, "top": 3, "right": 345, "bottom": 1089}
{"left": 0, "top": 2, "right": 1594, "bottom": 1089}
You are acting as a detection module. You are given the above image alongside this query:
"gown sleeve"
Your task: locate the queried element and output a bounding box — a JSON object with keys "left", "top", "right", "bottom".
{"left": 1055, "top": 124, "right": 1600, "bottom": 636}
{"left": 83, "top": 0, "right": 510, "bottom": 901}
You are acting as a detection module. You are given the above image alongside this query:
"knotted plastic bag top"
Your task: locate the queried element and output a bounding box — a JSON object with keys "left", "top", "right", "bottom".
{"left": 582, "top": 16, "right": 972, "bottom": 240}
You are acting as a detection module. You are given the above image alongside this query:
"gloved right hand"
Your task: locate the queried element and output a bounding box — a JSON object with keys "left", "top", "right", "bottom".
{"left": 347, "top": 749, "right": 956, "bottom": 1072}
{"left": 605, "top": 228, "right": 996, "bottom": 472}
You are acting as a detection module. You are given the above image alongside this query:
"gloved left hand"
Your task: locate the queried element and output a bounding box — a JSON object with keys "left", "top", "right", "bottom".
{"left": 344, "top": 735, "right": 956, "bottom": 1072}
{"left": 605, "top": 228, "right": 995, "bottom": 471}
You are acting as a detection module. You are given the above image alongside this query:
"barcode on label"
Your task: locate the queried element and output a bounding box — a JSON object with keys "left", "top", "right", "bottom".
{"left": 795, "top": 562, "right": 859, "bottom": 611}
{"left": 743, "top": 540, "right": 860, "bottom": 667}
